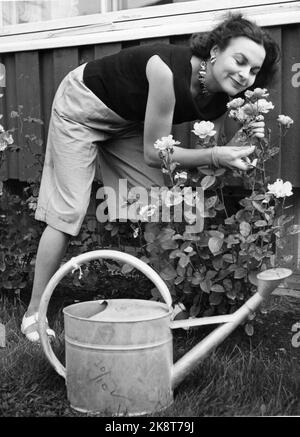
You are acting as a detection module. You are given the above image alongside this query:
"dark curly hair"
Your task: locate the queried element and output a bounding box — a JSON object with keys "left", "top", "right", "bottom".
{"left": 190, "top": 13, "right": 280, "bottom": 88}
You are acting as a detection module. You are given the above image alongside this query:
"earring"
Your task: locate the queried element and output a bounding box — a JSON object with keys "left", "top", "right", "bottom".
{"left": 210, "top": 55, "right": 216, "bottom": 65}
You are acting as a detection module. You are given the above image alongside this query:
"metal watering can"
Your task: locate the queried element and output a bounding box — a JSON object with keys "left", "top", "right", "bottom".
{"left": 38, "top": 250, "right": 292, "bottom": 416}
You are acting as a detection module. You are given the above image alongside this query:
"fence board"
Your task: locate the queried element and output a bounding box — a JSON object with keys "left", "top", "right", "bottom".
{"left": 15, "top": 51, "right": 42, "bottom": 181}
{"left": 0, "top": 53, "right": 17, "bottom": 180}
{"left": 281, "top": 24, "right": 300, "bottom": 186}
{"left": 0, "top": 23, "right": 298, "bottom": 184}
{"left": 52, "top": 47, "right": 79, "bottom": 92}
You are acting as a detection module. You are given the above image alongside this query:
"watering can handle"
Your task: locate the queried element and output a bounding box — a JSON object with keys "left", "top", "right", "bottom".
{"left": 38, "top": 249, "right": 172, "bottom": 379}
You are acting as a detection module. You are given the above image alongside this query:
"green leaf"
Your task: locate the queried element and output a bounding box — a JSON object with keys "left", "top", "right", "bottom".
{"left": 226, "top": 235, "right": 239, "bottom": 248}
{"left": 208, "top": 230, "right": 224, "bottom": 239}
{"left": 251, "top": 194, "right": 267, "bottom": 201}
{"left": 161, "top": 239, "right": 178, "bottom": 250}
{"left": 121, "top": 263, "right": 135, "bottom": 274}
{"left": 210, "top": 284, "right": 225, "bottom": 293}
{"left": 245, "top": 323, "right": 254, "bottom": 336}
{"left": 234, "top": 267, "right": 247, "bottom": 279}
{"left": 158, "top": 228, "right": 176, "bottom": 242}
{"left": 199, "top": 168, "right": 215, "bottom": 176}
{"left": 189, "top": 303, "right": 201, "bottom": 317}
{"left": 212, "top": 256, "right": 224, "bottom": 271}
{"left": 151, "top": 287, "right": 161, "bottom": 300}
{"left": 252, "top": 201, "right": 265, "bottom": 214}
{"left": 254, "top": 220, "right": 268, "bottom": 227}
{"left": 224, "top": 215, "right": 235, "bottom": 225}
{"left": 223, "top": 278, "right": 233, "bottom": 291}
{"left": 3, "top": 281, "right": 13, "bottom": 289}
{"left": 144, "top": 232, "right": 156, "bottom": 243}
{"left": 169, "top": 249, "right": 183, "bottom": 259}
{"left": 206, "top": 270, "right": 218, "bottom": 280}
{"left": 200, "top": 279, "right": 211, "bottom": 293}
{"left": 214, "top": 168, "right": 226, "bottom": 176}
{"left": 226, "top": 289, "right": 237, "bottom": 300}
{"left": 205, "top": 195, "right": 218, "bottom": 210}
{"left": 239, "top": 221, "right": 251, "bottom": 237}
{"left": 111, "top": 226, "right": 119, "bottom": 237}
{"left": 209, "top": 292, "right": 223, "bottom": 306}
{"left": 191, "top": 274, "right": 202, "bottom": 285}
{"left": 160, "top": 265, "right": 177, "bottom": 281}
{"left": 179, "top": 254, "right": 190, "bottom": 268}
{"left": 140, "top": 256, "right": 150, "bottom": 264}
{"left": 174, "top": 276, "right": 185, "bottom": 285}
{"left": 208, "top": 237, "right": 224, "bottom": 255}
{"left": 246, "top": 234, "right": 258, "bottom": 243}
{"left": 201, "top": 175, "right": 216, "bottom": 190}
{"left": 176, "top": 264, "right": 186, "bottom": 277}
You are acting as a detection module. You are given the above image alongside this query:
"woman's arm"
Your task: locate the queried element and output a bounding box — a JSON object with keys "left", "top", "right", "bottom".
{"left": 144, "top": 56, "right": 217, "bottom": 168}
{"left": 143, "top": 56, "right": 258, "bottom": 171}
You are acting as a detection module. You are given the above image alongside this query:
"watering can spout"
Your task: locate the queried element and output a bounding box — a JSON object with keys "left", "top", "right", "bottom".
{"left": 171, "top": 267, "right": 292, "bottom": 389}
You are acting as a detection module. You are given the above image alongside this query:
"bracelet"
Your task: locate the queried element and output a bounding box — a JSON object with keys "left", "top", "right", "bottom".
{"left": 211, "top": 146, "right": 220, "bottom": 168}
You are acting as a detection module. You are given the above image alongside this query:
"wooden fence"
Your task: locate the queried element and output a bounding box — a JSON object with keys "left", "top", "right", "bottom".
{"left": 0, "top": 19, "right": 299, "bottom": 281}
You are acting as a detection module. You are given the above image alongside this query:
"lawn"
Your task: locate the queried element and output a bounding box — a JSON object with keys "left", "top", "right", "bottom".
{"left": 0, "top": 286, "right": 299, "bottom": 417}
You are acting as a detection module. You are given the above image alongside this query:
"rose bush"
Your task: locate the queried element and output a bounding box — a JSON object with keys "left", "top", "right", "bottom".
{"left": 126, "top": 88, "right": 298, "bottom": 331}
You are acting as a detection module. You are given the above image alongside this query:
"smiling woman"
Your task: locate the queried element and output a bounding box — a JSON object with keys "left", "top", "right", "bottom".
{"left": 18, "top": 11, "right": 283, "bottom": 343}
{"left": 201, "top": 37, "right": 266, "bottom": 95}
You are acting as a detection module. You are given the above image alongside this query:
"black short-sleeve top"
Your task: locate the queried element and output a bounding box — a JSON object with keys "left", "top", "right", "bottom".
{"left": 83, "top": 43, "right": 229, "bottom": 124}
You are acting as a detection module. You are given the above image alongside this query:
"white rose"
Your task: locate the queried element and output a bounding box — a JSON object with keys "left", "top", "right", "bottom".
{"left": 0, "top": 141, "right": 7, "bottom": 152}
{"left": 277, "top": 115, "right": 294, "bottom": 128}
{"left": 192, "top": 121, "right": 216, "bottom": 139}
{"left": 229, "top": 106, "right": 248, "bottom": 122}
{"left": 267, "top": 179, "right": 293, "bottom": 198}
{"left": 174, "top": 171, "right": 188, "bottom": 184}
{"left": 257, "top": 99, "right": 274, "bottom": 114}
{"left": 245, "top": 88, "right": 269, "bottom": 100}
{"left": 252, "top": 88, "right": 269, "bottom": 98}
{"left": 227, "top": 98, "right": 245, "bottom": 110}
{"left": 184, "top": 210, "right": 197, "bottom": 224}
{"left": 154, "top": 135, "right": 180, "bottom": 151}
{"left": 163, "top": 189, "right": 183, "bottom": 207}
{"left": 139, "top": 204, "right": 158, "bottom": 221}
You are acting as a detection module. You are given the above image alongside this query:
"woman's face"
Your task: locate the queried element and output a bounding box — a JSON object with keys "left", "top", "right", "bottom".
{"left": 209, "top": 36, "right": 266, "bottom": 96}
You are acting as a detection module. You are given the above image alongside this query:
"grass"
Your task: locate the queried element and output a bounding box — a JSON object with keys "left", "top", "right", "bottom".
{"left": 0, "top": 293, "right": 299, "bottom": 417}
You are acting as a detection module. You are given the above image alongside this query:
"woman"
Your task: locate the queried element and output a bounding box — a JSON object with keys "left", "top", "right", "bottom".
{"left": 21, "top": 13, "right": 280, "bottom": 342}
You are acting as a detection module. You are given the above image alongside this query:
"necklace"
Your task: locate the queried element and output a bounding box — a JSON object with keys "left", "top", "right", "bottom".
{"left": 197, "top": 60, "right": 211, "bottom": 96}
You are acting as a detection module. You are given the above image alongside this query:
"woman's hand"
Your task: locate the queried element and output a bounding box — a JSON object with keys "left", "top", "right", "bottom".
{"left": 248, "top": 120, "right": 265, "bottom": 139}
{"left": 215, "top": 145, "right": 256, "bottom": 170}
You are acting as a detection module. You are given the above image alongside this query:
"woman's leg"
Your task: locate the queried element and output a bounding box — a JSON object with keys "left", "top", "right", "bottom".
{"left": 25, "top": 225, "right": 70, "bottom": 316}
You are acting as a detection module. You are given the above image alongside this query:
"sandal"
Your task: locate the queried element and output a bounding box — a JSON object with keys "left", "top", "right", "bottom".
{"left": 21, "top": 312, "right": 56, "bottom": 343}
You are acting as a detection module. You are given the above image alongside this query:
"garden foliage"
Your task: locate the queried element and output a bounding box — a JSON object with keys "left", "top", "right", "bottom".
{"left": 0, "top": 89, "right": 299, "bottom": 332}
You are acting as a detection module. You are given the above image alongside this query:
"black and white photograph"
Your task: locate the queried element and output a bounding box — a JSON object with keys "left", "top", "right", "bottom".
{"left": 0, "top": 0, "right": 299, "bottom": 422}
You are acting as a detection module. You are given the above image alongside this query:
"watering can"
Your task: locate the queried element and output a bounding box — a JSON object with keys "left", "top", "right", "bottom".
{"left": 38, "top": 250, "right": 292, "bottom": 416}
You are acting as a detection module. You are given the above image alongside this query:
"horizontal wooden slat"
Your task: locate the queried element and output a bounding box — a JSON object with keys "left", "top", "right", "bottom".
{"left": 0, "top": 2, "right": 299, "bottom": 52}
{"left": 0, "top": 0, "right": 295, "bottom": 36}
